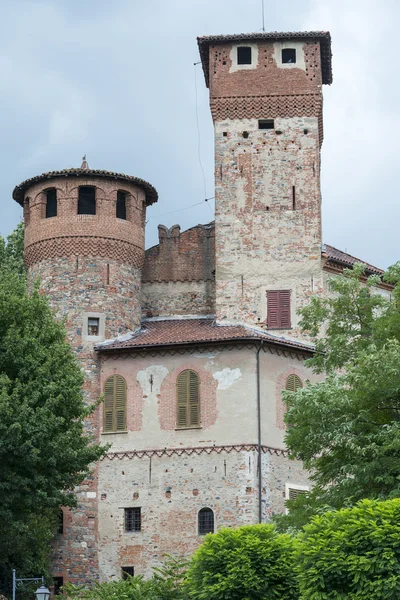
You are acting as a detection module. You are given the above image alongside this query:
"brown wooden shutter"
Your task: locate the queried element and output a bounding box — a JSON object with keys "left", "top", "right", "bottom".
{"left": 104, "top": 377, "right": 115, "bottom": 432}
{"left": 176, "top": 370, "right": 200, "bottom": 428}
{"left": 267, "top": 290, "right": 291, "bottom": 328}
{"left": 288, "top": 487, "right": 307, "bottom": 501}
{"left": 285, "top": 374, "right": 303, "bottom": 393}
{"left": 104, "top": 375, "right": 127, "bottom": 432}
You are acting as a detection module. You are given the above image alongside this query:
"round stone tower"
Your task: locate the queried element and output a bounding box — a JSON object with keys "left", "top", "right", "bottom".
{"left": 12, "top": 161, "right": 157, "bottom": 585}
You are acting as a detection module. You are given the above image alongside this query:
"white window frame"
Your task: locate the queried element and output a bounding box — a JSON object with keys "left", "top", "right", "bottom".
{"left": 83, "top": 312, "right": 105, "bottom": 343}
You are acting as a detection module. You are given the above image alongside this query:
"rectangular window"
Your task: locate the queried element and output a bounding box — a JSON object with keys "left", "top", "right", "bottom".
{"left": 53, "top": 577, "right": 64, "bottom": 596}
{"left": 88, "top": 317, "right": 100, "bottom": 336}
{"left": 58, "top": 510, "right": 64, "bottom": 534}
{"left": 285, "top": 484, "right": 309, "bottom": 513}
{"left": 121, "top": 566, "right": 134, "bottom": 579}
{"left": 116, "top": 191, "right": 127, "bottom": 220}
{"left": 45, "top": 188, "right": 57, "bottom": 218}
{"left": 78, "top": 186, "right": 96, "bottom": 215}
{"left": 124, "top": 507, "right": 141, "bottom": 532}
{"left": 282, "top": 48, "right": 296, "bottom": 64}
{"left": 237, "top": 46, "right": 252, "bottom": 65}
{"left": 266, "top": 290, "right": 291, "bottom": 329}
{"left": 258, "top": 119, "right": 274, "bottom": 130}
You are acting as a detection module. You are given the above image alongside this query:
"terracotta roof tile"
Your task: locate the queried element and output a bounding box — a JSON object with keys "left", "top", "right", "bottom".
{"left": 323, "top": 244, "right": 384, "bottom": 275}
{"left": 13, "top": 168, "right": 158, "bottom": 206}
{"left": 96, "top": 317, "right": 314, "bottom": 353}
{"left": 197, "top": 31, "right": 332, "bottom": 87}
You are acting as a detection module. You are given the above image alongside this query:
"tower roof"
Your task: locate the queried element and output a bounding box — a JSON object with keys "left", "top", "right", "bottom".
{"left": 13, "top": 168, "right": 158, "bottom": 206}
{"left": 197, "top": 31, "right": 332, "bottom": 87}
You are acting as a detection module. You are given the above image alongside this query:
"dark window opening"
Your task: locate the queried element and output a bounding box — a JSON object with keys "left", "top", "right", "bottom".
{"left": 292, "top": 186, "right": 296, "bottom": 210}
{"left": 122, "top": 566, "right": 134, "bottom": 579}
{"left": 267, "top": 290, "right": 291, "bottom": 329}
{"left": 198, "top": 507, "right": 214, "bottom": 535}
{"left": 57, "top": 510, "right": 64, "bottom": 534}
{"left": 78, "top": 186, "right": 96, "bottom": 215}
{"left": 88, "top": 317, "right": 100, "bottom": 336}
{"left": 45, "top": 188, "right": 57, "bottom": 218}
{"left": 237, "top": 46, "right": 252, "bottom": 65}
{"left": 54, "top": 577, "right": 64, "bottom": 596}
{"left": 125, "top": 507, "right": 141, "bottom": 532}
{"left": 258, "top": 119, "right": 274, "bottom": 130}
{"left": 282, "top": 48, "right": 296, "bottom": 64}
{"left": 117, "top": 191, "right": 127, "bottom": 220}
{"left": 242, "top": 131, "right": 249, "bottom": 139}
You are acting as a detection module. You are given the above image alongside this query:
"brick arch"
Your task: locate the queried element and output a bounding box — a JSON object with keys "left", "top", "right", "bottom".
{"left": 159, "top": 362, "right": 218, "bottom": 430}
{"left": 275, "top": 367, "right": 307, "bottom": 430}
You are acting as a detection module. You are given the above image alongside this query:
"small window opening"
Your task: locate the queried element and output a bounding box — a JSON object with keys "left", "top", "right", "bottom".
{"left": 78, "top": 186, "right": 96, "bottom": 215}
{"left": 117, "top": 191, "right": 127, "bottom": 220}
{"left": 122, "top": 566, "right": 134, "bottom": 580}
{"left": 88, "top": 317, "right": 100, "bottom": 336}
{"left": 53, "top": 577, "right": 64, "bottom": 596}
{"left": 282, "top": 48, "right": 296, "bottom": 64}
{"left": 237, "top": 46, "right": 252, "bottom": 65}
{"left": 242, "top": 131, "right": 249, "bottom": 139}
{"left": 223, "top": 132, "right": 228, "bottom": 137}
{"left": 57, "top": 510, "right": 64, "bottom": 534}
{"left": 45, "top": 188, "right": 57, "bottom": 218}
{"left": 292, "top": 186, "right": 296, "bottom": 210}
{"left": 258, "top": 119, "right": 274, "bottom": 130}
{"left": 198, "top": 507, "right": 214, "bottom": 535}
{"left": 124, "top": 507, "right": 141, "bottom": 532}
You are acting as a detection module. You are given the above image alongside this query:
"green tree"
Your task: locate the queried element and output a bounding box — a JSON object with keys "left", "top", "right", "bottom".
{"left": 186, "top": 524, "right": 299, "bottom": 600}
{"left": 281, "top": 264, "right": 400, "bottom": 528}
{"left": 0, "top": 269, "right": 105, "bottom": 594}
{"left": 0, "top": 222, "right": 25, "bottom": 274}
{"left": 297, "top": 498, "right": 400, "bottom": 599}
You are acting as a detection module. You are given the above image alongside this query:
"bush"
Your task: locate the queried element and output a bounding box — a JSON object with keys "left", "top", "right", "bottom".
{"left": 186, "top": 524, "right": 299, "bottom": 600}
{"left": 297, "top": 498, "right": 400, "bottom": 598}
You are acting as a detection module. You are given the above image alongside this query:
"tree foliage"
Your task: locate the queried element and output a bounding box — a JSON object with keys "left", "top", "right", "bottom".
{"left": 0, "top": 222, "right": 25, "bottom": 274}
{"left": 281, "top": 264, "right": 400, "bottom": 527}
{"left": 186, "top": 524, "right": 299, "bottom": 600}
{"left": 297, "top": 498, "right": 400, "bottom": 599}
{"left": 0, "top": 225, "right": 106, "bottom": 594}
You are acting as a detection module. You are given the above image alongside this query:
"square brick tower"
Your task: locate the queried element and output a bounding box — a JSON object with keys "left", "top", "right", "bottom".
{"left": 198, "top": 32, "right": 332, "bottom": 338}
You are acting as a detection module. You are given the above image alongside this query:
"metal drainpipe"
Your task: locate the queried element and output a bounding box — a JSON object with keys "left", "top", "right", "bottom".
{"left": 256, "top": 340, "right": 264, "bottom": 523}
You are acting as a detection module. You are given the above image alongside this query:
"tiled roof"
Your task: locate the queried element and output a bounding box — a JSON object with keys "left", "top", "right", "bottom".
{"left": 197, "top": 31, "right": 332, "bottom": 87}
{"left": 323, "top": 244, "right": 384, "bottom": 275}
{"left": 96, "top": 317, "right": 314, "bottom": 354}
{"left": 13, "top": 169, "right": 158, "bottom": 206}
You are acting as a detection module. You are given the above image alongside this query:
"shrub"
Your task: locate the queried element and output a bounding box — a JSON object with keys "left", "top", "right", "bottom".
{"left": 186, "top": 523, "right": 299, "bottom": 600}
{"left": 297, "top": 498, "right": 400, "bottom": 599}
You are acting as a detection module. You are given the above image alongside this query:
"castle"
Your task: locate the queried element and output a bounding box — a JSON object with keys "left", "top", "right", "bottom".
{"left": 12, "top": 30, "right": 389, "bottom": 585}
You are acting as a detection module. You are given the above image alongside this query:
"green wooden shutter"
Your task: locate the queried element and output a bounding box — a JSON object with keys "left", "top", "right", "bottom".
{"left": 188, "top": 370, "right": 200, "bottom": 426}
{"left": 104, "top": 377, "right": 115, "bottom": 432}
{"left": 104, "top": 375, "right": 127, "bottom": 432}
{"left": 286, "top": 374, "right": 303, "bottom": 393}
{"left": 177, "top": 371, "right": 188, "bottom": 428}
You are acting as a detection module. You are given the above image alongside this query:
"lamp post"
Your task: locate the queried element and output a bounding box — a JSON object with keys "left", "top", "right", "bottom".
{"left": 12, "top": 570, "right": 50, "bottom": 600}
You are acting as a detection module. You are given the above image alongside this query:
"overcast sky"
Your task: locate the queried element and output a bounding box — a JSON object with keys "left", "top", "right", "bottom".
{"left": 0, "top": 0, "right": 398, "bottom": 268}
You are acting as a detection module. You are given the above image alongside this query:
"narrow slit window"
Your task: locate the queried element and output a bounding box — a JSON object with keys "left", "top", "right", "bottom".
{"left": 258, "top": 119, "right": 274, "bottom": 130}
{"left": 198, "top": 508, "right": 214, "bottom": 535}
{"left": 57, "top": 510, "right": 64, "bottom": 534}
{"left": 117, "top": 191, "right": 127, "bottom": 220}
{"left": 45, "top": 188, "right": 57, "bottom": 218}
{"left": 122, "top": 566, "right": 134, "bottom": 579}
{"left": 88, "top": 317, "right": 100, "bottom": 336}
{"left": 282, "top": 48, "right": 296, "bottom": 64}
{"left": 292, "top": 186, "right": 296, "bottom": 210}
{"left": 237, "top": 46, "right": 252, "bottom": 65}
{"left": 176, "top": 369, "right": 200, "bottom": 428}
{"left": 78, "top": 186, "right": 96, "bottom": 215}
{"left": 124, "top": 507, "right": 141, "bottom": 532}
{"left": 104, "top": 374, "right": 127, "bottom": 432}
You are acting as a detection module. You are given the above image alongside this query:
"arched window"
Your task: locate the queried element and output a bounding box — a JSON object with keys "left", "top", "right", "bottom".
{"left": 198, "top": 508, "right": 214, "bottom": 535}
{"left": 78, "top": 186, "right": 96, "bottom": 215}
{"left": 104, "top": 375, "right": 127, "bottom": 432}
{"left": 45, "top": 188, "right": 57, "bottom": 218}
{"left": 117, "top": 191, "right": 127, "bottom": 220}
{"left": 285, "top": 374, "right": 303, "bottom": 392}
{"left": 176, "top": 369, "right": 200, "bottom": 428}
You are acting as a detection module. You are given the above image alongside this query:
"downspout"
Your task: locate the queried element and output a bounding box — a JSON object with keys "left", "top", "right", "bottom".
{"left": 256, "top": 340, "right": 264, "bottom": 523}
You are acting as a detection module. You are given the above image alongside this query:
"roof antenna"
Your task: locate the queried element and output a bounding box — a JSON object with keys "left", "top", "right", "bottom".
{"left": 81, "top": 155, "right": 89, "bottom": 169}
{"left": 261, "top": 0, "right": 265, "bottom": 32}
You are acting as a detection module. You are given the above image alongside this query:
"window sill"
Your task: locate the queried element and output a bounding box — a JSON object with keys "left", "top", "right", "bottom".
{"left": 101, "top": 430, "right": 128, "bottom": 435}
{"left": 175, "top": 426, "right": 202, "bottom": 431}
{"left": 266, "top": 327, "right": 293, "bottom": 330}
